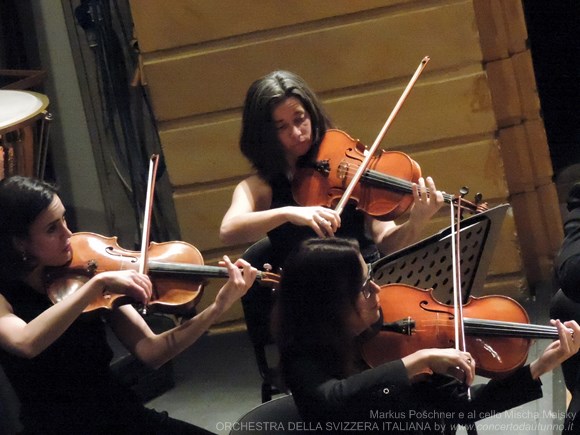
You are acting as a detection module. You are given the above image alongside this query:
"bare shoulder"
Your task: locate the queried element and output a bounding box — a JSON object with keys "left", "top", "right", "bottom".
{"left": 243, "top": 174, "right": 271, "bottom": 193}
{"left": 235, "top": 175, "right": 272, "bottom": 211}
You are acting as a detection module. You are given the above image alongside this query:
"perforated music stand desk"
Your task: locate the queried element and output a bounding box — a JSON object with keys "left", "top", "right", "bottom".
{"left": 371, "top": 204, "right": 509, "bottom": 304}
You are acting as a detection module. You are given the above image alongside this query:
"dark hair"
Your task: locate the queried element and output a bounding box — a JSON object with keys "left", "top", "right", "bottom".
{"left": 273, "top": 237, "right": 363, "bottom": 378}
{"left": 0, "top": 176, "right": 58, "bottom": 279}
{"left": 240, "top": 70, "right": 333, "bottom": 181}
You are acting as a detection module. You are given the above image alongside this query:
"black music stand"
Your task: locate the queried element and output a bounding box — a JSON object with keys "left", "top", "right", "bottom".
{"left": 372, "top": 204, "right": 509, "bottom": 305}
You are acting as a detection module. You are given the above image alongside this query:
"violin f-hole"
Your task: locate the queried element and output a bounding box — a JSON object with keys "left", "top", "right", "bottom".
{"left": 105, "top": 246, "right": 139, "bottom": 263}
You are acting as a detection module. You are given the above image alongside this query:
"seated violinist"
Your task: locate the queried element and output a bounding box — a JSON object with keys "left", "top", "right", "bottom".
{"left": 220, "top": 69, "right": 445, "bottom": 269}
{"left": 272, "top": 237, "right": 580, "bottom": 434}
{"left": 0, "top": 175, "right": 257, "bottom": 434}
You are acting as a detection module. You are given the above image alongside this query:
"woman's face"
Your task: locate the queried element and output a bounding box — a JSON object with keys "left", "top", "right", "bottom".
{"left": 18, "top": 195, "right": 73, "bottom": 268}
{"left": 347, "top": 257, "right": 381, "bottom": 335}
{"left": 272, "top": 96, "right": 312, "bottom": 166}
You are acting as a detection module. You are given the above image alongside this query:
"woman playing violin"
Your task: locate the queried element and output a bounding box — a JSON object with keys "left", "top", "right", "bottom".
{"left": 220, "top": 70, "right": 444, "bottom": 265}
{"left": 273, "top": 237, "right": 580, "bottom": 434}
{"left": 0, "top": 176, "right": 257, "bottom": 434}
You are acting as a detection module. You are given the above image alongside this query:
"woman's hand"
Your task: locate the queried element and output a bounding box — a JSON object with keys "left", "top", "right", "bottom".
{"left": 214, "top": 256, "right": 257, "bottom": 313}
{"left": 403, "top": 348, "right": 476, "bottom": 385}
{"left": 95, "top": 270, "right": 152, "bottom": 305}
{"left": 285, "top": 206, "right": 341, "bottom": 238}
{"left": 408, "top": 177, "right": 444, "bottom": 227}
{"left": 530, "top": 319, "right": 580, "bottom": 380}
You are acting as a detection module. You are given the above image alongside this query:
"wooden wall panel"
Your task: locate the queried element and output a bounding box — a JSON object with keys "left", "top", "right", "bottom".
{"left": 474, "top": 0, "right": 562, "bottom": 289}
{"left": 142, "top": 1, "right": 482, "bottom": 121}
{"left": 160, "top": 118, "right": 247, "bottom": 186}
{"left": 326, "top": 70, "right": 496, "bottom": 149}
{"left": 131, "top": 0, "right": 411, "bottom": 53}
{"left": 173, "top": 187, "right": 232, "bottom": 252}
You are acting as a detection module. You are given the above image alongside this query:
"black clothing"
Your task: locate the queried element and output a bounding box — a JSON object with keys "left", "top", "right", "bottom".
{"left": 552, "top": 206, "right": 580, "bottom": 433}
{"left": 550, "top": 289, "right": 580, "bottom": 434}
{"left": 284, "top": 348, "right": 543, "bottom": 434}
{"left": 0, "top": 281, "right": 213, "bottom": 435}
{"left": 241, "top": 174, "right": 380, "bottom": 351}
{"left": 268, "top": 174, "right": 380, "bottom": 266}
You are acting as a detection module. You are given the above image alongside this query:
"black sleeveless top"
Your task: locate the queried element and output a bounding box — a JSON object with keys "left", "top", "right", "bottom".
{"left": 0, "top": 281, "right": 144, "bottom": 432}
{"left": 267, "top": 174, "right": 379, "bottom": 266}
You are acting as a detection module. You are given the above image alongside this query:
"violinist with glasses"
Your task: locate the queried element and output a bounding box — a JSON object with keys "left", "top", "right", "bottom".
{"left": 273, "top": 237, "right": 580, "bottom": 434}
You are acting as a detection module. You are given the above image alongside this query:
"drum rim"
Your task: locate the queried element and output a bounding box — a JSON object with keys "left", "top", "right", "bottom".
{"left": 0, "top": 90, "right": 50, "bottom": 132}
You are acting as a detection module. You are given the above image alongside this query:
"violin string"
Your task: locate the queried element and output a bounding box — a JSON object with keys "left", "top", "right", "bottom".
{"left": 148, "top": 261, "right": 267, "bottom": 281}
{"left": 417, "top": 319, "right": 558, "bottom": 339}
{"left": 464, "top": 318, "right": 558, "bottom": 338}
{"left": 343, "top": 166, "right": 475, "bottom": 212}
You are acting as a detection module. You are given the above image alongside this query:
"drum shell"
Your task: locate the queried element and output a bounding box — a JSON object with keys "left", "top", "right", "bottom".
{"left": 0, "top": 90, "right": 50, "bottom": 178}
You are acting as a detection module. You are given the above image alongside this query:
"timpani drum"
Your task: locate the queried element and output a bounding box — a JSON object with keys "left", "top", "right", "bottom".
{"left": 0, "top": 89, "right": 52, "bottom": 179}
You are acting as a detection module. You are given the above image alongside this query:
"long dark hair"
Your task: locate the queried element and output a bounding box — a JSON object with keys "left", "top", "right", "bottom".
{"left": 0, "top": 176, "right": 58, "bottom": 280}
{"left": 273, "top": 237, "right": 363, "bottom": 379}
{"left": 240, "top": 70, "right": 333, "bottom": 181}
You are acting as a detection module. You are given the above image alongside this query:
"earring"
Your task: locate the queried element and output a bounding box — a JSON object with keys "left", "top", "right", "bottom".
{"left": 21, "top": 251, "right": 27, "bottom": 262}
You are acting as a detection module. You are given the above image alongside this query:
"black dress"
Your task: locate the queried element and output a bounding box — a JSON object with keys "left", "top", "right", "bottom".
{"left": 0, "top": 281, "right": 213, "bottom": 435}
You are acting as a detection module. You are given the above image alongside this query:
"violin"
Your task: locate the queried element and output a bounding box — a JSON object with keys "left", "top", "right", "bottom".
{"left": 360, "top": 283, "right": 560, "bottom": 379}
{"left": 292, "top": 129, "right": 487, "bottom": 221}
{"left": 45, "top": 232, "right": 280, "bottom": 316}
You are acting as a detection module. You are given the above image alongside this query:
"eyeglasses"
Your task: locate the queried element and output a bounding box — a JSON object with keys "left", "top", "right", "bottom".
{"left": 361, "top": 263, "right": 375, "bottom": 299}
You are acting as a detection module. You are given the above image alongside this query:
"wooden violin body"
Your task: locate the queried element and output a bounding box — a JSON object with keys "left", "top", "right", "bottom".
{"left": 46, "top": 232, "right": 279, "bottom": 315}
{"left": 293, "top": 129, "right": 421, "bottom": 220}
{"left": 361, "top": 284, "right": 559, "bottom": 379}
{"left": 293, "top": 130, "right": 486, "bottom": 220}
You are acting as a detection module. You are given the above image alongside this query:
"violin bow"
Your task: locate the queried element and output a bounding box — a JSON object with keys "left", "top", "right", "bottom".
{"left": 139, "top": 154, "right": 160, "bottom": 314}
{"left": 334, "top": 56, "right": 430, "bottom": 216}
{"left": 450, "top": 196, "right": 471, "bottom": 399}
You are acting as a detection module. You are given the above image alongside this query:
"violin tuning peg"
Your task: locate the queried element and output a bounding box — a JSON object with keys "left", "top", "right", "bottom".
{"left": 262, "top": 263, "right": 272, "bottom": 272}
{"left": 474, "top": 193, "right": 483, "bottom": 204}
{"left": 459, "top": 186, "right": 469, "bottom": 198}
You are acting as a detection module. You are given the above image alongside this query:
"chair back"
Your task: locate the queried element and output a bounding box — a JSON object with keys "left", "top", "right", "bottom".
{"left": 229, "top": 395, "right": 303, "bottom": 435}
{"left": 240, "top": 238, "right": 287, "bottom": 402}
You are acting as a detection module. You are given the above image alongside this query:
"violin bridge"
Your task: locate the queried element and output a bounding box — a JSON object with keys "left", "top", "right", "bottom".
{"left": 337, "top": 161, "right": 348, "bottom": 180}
